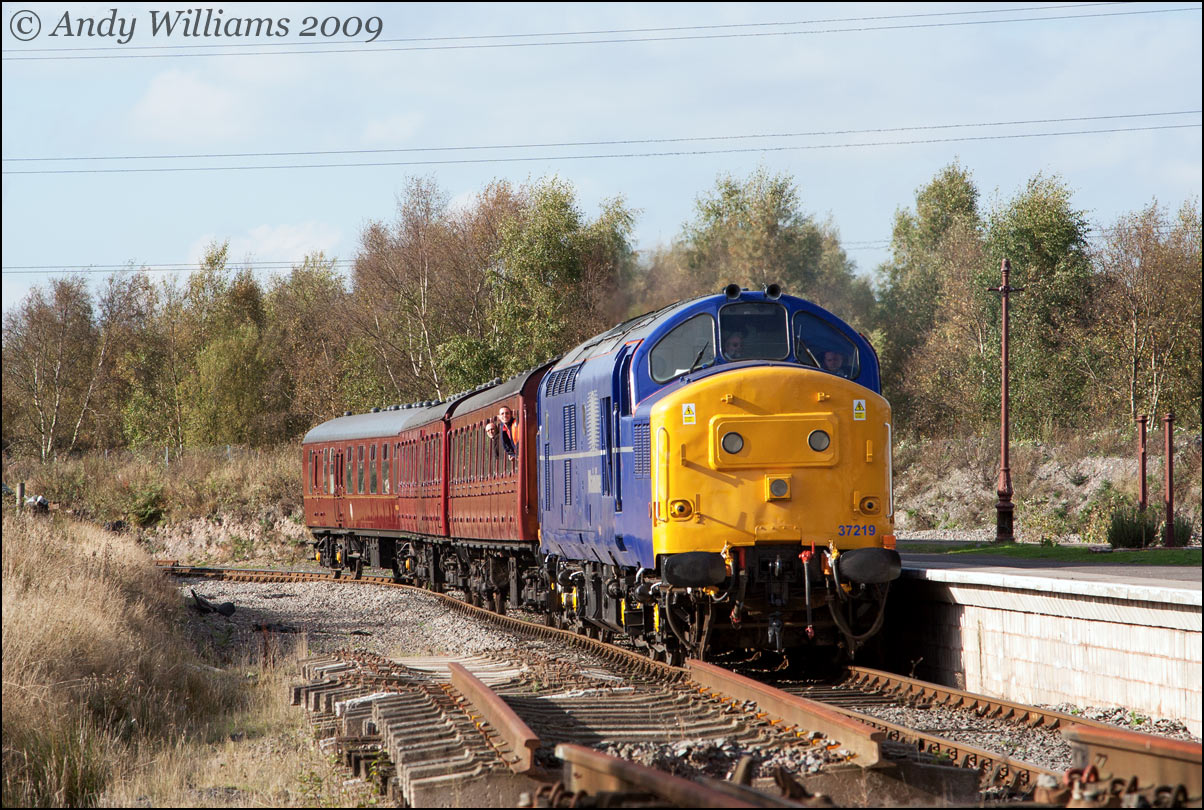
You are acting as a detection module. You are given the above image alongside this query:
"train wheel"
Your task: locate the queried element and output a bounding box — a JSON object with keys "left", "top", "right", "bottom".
{"left": 492, "top": 591, "right": 506, "bottom": 615}
{"left": 391, "top": 561, "right": 403, "bottom": 584}
{"left": 352, "top": 558, "right": 364, "bottom": 580}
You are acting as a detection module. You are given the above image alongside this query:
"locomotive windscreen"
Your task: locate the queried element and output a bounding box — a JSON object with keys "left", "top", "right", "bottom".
{"left": 719, "top": 301, "right": 788, "bottom": 361}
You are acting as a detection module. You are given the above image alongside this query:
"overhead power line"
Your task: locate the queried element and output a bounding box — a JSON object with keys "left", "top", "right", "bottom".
{"left": 2, "top": 6, "right": 1198, "bottom": 61}
{"left": 6, "top": 110, "right": 1197, "bottom": 163}
{"left": 8, "top": 229, "right": 1198, "bottom": 278}
{"left": 1, "top": 3, "right": 1130, "bottom": 54}
{"left": 4, "top": 123, "right": 1199, "bottom": 176}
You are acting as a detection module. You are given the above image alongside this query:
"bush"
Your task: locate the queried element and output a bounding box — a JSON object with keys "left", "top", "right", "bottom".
{"left": 1165, "top": 514, "right": 1195, "bottom": 548}
{"left": 1107, "top": 503, "right": 1160, "bottom": 549}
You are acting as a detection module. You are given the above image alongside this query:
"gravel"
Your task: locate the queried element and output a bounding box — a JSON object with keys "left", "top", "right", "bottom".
{"left": 179, "top": 577, "right": 534, "bottom": 660}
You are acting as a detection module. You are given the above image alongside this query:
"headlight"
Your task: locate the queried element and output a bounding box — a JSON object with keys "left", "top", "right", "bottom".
{"left": 808, "top": 430, "right": 830, "bottom": 452}
{"left": 721, "top": 431, "right": 744, "bottom": 454}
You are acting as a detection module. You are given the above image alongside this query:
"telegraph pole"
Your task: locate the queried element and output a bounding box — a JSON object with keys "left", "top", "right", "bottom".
{"left": 989, "top": 259, "right": 1024, "bottom": 543}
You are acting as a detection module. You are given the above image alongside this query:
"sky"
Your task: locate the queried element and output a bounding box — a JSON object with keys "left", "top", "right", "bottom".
{"left": 2, "top": 2, "right": 1201, "bottom": 314}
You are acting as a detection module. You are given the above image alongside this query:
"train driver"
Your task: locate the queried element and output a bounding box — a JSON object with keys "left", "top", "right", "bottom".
{"left": 497, "top": 406, "right": 518, "bottom": 458}
{"left": 722, "top": 331, "right": 746, "bottom": 360}
{"left": 822, "top": 350, "right": 849, "bottom": 378}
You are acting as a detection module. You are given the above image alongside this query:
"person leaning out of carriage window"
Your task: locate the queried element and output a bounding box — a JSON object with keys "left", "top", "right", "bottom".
{"left": 496, "top": 405, "right": 518, "bottom": 458}
{"left": 822, "top": 349, "right": 850, "bottom": 378}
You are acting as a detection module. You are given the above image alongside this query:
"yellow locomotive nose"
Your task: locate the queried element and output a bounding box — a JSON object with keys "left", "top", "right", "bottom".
{"left": 649, "top": 365, "right": 891, "bottom": 556}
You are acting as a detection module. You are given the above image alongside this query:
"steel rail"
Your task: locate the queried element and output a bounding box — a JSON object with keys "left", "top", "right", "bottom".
{"left": 555, "top": 743, "right": 770, "bottom": 808}
{"left": 448, "top": 661, "right": 541, "bottom": 773}
{"left": 1063, "top": 724, "right": 1201, "bottom": 799}
{"left": 845, "top": 665, "right": 1137, "bottom": 733}
{"left": 163, "top": 562, "right": 1200, "bottom": 799}
{"left": 686, "top": 660, "right": 886, "bottom": 767}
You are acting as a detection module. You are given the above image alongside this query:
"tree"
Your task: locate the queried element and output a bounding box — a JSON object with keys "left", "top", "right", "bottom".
{"left": 1092, "top": 201, "right": 1202, "bottom": 425}
{"left": 985, "top": 173, "right": 1094, "bottom": 436}
{"left": 262, "top": 254, "right": 350, "bottom": 434}
{"left": 877, "top": 162, "right": 982, "bottom": 415}
{"left": 3, "top": 278, "right": 99, "bottom": 459}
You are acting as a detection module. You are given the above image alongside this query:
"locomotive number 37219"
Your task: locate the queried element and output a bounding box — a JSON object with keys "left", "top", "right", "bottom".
{"left": 837, "top": 524, "right": 876, "bottom": 536}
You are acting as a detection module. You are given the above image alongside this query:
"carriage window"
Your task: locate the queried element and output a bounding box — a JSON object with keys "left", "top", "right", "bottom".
{"left": 357, "top": 445, "right": 365, "bottom": 493}
{"left": 720, "top": 302, "right": 788, "bottom": 361}
{"left": 346, "top": 446, "right": 353, "bottom": 493}
{"left": 649, "top": 313, "right": 715, "bottom": 383}
{"left": 793, "top": 311, "right": 859, "bottom": 378}
{"left": 369, "top": 445, "right": 378, "bottom": 494}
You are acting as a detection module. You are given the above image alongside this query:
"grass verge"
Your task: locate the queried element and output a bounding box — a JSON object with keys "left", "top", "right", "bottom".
{"left": 1, "top": 512, "right": 372, "bottom": 807}
{"left": 899, "top": 542, "right": 1201, "bottom": 565}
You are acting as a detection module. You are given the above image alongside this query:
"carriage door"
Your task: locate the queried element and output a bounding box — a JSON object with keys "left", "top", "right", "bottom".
{"left": 334, "top": 448, "right": 347, "bottom": 527}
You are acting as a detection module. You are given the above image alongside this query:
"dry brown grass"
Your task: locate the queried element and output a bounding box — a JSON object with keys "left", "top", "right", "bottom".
{"left": 2, "top": 513, "right": 241, "bottom": 806}
{"left": 4, "top": 444, "right": 301, "bottom": 526}
{"left": 2, "top": 513, "right": 375, "bottom": 807}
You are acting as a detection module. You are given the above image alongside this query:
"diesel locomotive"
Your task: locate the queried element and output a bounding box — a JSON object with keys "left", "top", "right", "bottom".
{"left": 302, "top": 284, "right": 900, "bottom": 663}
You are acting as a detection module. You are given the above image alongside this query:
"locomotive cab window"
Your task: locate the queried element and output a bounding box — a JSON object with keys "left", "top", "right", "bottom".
{"left": 793, "top": 311, "right": 859, "bottom": 378}
{"left": 650, "top": 313, "right": 715, "bottom": 383}
{"left": 720, "top": 302, "right": 788, "bottom": 361}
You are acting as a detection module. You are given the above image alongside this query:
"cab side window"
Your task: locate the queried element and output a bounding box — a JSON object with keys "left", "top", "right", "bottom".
{"left": 649, "top": 313, "right": 715, "bottom": 383}
{"left": 793, "top": 311, "right": 859, "bottom": 378}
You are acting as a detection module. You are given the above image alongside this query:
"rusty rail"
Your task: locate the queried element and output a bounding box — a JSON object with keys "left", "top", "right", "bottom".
{"left": 555, "top": 743, "right": 778, "bottom": 808}
{"left": 1065, "top": 723, "right": 1201, "bottom": 799}
{"left": 447, "top": 661, "right": 541, "bottom": 774}
{"left": 166, "top": 562, "right": 1200, "bottom": 802}
{"left": 845, "top": 665, "right": 1132, "bottom": 734}
{"left": 686, "top": 660, "right": 885, "bottom": 767}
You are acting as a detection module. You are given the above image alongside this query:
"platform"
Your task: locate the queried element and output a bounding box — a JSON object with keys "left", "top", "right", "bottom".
{"left": 885, "top": 548, "right": 1202, "bottom": 737}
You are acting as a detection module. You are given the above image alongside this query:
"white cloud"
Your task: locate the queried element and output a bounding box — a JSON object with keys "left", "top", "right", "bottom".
{"left": 187, "top": 221, "right": 343, "bottom": 268}
{"left": 130, "top": 69, "right": 256, "bottom": 143}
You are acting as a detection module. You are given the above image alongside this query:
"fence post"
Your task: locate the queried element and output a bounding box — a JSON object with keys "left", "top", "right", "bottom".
{"left": 165, "top": 446, "right": 170, "bottom": 467}
{"left": 17, "top": 482, "right": 25, "bottom": 512}
{"left": 1137, "top": 414, "right": 1148, "bottom": 511}
{"left": 1163, "top": 412, "right": 1175, "bottom": 546}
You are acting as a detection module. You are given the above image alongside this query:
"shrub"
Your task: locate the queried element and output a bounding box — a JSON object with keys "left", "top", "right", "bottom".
{"left": 1107, "top": 503, "right": 1160, "bottom": 549}
{"left": 1164, "top": 514, "right": 1195, "bottom": 548}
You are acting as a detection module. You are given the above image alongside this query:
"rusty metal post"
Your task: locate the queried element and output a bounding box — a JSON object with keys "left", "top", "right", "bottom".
{"left": 1137, "top": 415, "right": 1148, "bottom": 510}
{"left": 1164, "top": 412, "right": 1175, "bottom": 546}
{"left": 989, "top": 259, "right": 1024, "bottom": 543}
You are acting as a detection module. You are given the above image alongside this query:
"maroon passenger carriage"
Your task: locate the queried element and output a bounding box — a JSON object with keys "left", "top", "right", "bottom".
{"left": 302, "top": 363, "right": 550, "bottom": 609}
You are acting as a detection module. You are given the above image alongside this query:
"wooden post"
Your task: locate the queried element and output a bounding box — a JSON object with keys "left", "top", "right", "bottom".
{"left": 17, "top": 481, "right": 25, "bottom": 512}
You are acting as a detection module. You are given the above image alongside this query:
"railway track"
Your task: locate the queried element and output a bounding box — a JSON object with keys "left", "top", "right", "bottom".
{"left": 162, "top": 562, "right": 1201, "bottom": 807}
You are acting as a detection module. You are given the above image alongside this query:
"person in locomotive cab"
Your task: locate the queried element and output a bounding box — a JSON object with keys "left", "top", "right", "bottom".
{"left": 497, "top": 406, "right": 518, "bottom": 458}
{"left": 722, "top": 330, "right": 746, "bottom": 360}
{"left": 822, "top": 350, "right": 849, "bottom": 378}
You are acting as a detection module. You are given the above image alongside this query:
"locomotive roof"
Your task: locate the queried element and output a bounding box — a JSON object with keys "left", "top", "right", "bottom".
{"left": 552, "top": 300, "right": 687, "bottom": 370}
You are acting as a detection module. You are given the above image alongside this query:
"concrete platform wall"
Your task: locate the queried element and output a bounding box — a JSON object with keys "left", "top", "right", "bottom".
{"left": 885, "top": 570, "right": 1202, "bottom": 736}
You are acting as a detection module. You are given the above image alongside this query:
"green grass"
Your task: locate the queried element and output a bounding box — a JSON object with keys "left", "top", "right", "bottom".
{"left": 899, "top": 542, "right": 1201, "bottom": 565}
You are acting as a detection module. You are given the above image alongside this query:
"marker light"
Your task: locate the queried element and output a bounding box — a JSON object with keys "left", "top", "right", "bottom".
{"left": 808, "top": 430, "right": 831, "bottom": 452}
{"left": 721, "top": 432, "right": 745, "bottom": 454}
